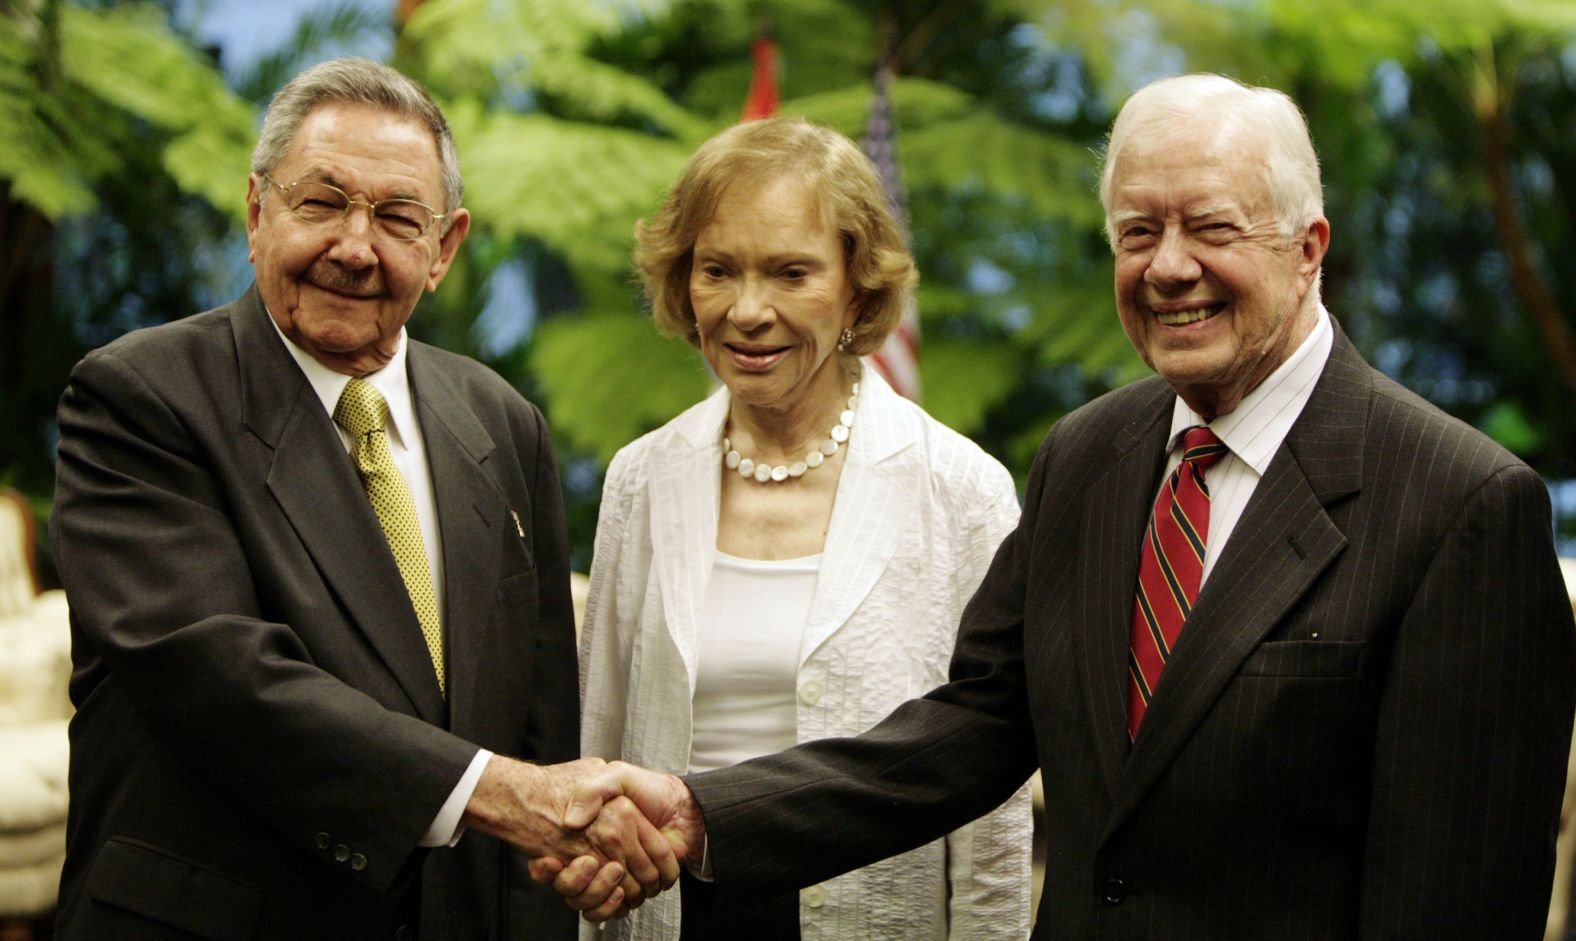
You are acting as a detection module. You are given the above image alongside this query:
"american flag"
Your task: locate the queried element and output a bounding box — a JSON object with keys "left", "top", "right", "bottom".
{"left": 861, "top": 65, "right": 921, "bottom": 401}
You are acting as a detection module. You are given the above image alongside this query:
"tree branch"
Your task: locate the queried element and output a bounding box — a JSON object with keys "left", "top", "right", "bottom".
{"left": 1472, "top": 44, "right": 1576, "bottom": 393}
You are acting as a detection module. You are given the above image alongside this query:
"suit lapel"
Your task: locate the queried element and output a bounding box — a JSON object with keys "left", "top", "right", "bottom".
{"left": 1073, "top": 381, "right": 1173, "bottom": 799}
{"left": 648, "top": 388, "right": 727, "bottom": 692}
{"left": 800, "top": 371, "right": 910, "bottom": 667}
{"left": 409, "top": 344, "right": 502, "bottom": 736}
{"left": 1107, "top": 330, "right": 1370, "bottom": 831}
{"left": 236, "top": 289, "right": 447, "bottom": 723}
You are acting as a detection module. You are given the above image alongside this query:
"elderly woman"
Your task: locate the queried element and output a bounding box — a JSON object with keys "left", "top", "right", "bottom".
{"left": 578, "top": 116, "right": 1031, "bottom": 941}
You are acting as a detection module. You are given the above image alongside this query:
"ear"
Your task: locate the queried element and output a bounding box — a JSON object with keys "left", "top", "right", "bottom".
{"left": 1295, "top": 216, "right": 1331, "bottom": 296}
{"left": 245, "top": 175, "right": 262, "bottom": 264}
{"left": 425, "top": 208, "right": 472, "bottom": 292}
{"left": 843, "top": 291, "right": 865, "bottom": 332}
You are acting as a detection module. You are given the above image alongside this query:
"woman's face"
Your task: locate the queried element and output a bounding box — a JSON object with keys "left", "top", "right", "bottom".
{"left": 689, "top": 175, "right": 859, "bottom": 414}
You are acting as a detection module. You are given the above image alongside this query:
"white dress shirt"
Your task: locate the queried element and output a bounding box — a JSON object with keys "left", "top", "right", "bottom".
{"left": 269, "top": 318, "right": 488, "bottom": 847}
{"left": 1163, "top": 305, "right": 1334, "bottom": 585}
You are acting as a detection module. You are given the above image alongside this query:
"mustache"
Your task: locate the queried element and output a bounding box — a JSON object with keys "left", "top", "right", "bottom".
{"left": 307, "top": 262, "right": 383, "bottom": 296}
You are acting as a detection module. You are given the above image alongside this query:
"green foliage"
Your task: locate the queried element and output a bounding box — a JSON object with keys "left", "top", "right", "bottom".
{"left": 530, "top": 311, "right": 711, "bottom": 462}
{"left": 450, "top": 104, "right": 699, "bottom": 272}
{"left": 406, "top": 0, "right": 709, "bottom": 139}
{"left": 919, "top": 335, "right": 1023, "bottom": 433}
{"left": 0, "top": 2, "right": 255, "bottom": 222}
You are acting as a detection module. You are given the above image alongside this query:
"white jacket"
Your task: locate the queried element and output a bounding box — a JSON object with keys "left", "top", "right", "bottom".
{"left": 579, "top": 370, "right": 1033, "bottom": 941}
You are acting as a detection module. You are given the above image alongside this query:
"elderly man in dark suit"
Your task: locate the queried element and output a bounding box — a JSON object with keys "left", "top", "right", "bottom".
{"left": 550, "top": 73, "right": 1576, "bottom": 938}
{"left": 49, "top": 58, "right": 674, "bottom": 941}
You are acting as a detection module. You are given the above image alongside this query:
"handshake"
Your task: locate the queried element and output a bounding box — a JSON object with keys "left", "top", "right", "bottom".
{"left": 461, "top": 756, "right": 708, "bottom": 921}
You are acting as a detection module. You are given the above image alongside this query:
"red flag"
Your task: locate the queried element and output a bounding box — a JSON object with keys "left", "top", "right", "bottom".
{"left": 740, "top": 34, "right": 778, "bottom": 121}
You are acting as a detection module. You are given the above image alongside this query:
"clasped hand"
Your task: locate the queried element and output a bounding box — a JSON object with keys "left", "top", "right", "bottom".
{"left": 462, "top": 756, "right": 704, "bottom": 922}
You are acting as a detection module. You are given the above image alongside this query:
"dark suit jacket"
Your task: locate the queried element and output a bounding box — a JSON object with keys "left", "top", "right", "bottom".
{"left": 50, "top": 287, "right": 579, "bottom": 941}
{"left": 688, "top": 329, "right": 1576, "bottom": 939}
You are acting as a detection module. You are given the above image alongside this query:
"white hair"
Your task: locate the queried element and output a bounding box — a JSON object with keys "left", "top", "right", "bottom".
{"left": 1097, "top": 73, "right": 1323, "bottom": 250}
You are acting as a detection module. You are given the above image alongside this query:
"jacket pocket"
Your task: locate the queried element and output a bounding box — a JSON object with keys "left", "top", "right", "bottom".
{"left": 87, "top": 837, "right": 262, "bottom": 941}
{"left": 1239, "top": 640, "right": 1365, "bottom": 677}
{"left": 497, "top": 569, "right": 539, "bottom": 612}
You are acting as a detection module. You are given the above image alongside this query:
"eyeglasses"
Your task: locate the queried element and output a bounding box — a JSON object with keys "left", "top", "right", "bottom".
{"left": 261, "top": 175, "right": 448, "bottom": 241}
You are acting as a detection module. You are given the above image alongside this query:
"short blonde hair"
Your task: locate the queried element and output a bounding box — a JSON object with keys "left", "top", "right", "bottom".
{"left": 634, "top": 117, "right": 916, "bottom": 355}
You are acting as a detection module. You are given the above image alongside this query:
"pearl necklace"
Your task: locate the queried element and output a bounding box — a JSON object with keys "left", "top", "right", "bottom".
{"left": 724, "top": 382, "right": 860, "bottom": 484}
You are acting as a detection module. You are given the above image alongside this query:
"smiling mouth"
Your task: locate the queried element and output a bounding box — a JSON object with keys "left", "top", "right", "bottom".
{"left": 310, "top": 281, "right": 380, "bottom": 300}
{"left": 1155, "top": 304, "right": 1224, "bottom": 327}
{"left": 725, "top": 343, "right": 790, "bottom": 369}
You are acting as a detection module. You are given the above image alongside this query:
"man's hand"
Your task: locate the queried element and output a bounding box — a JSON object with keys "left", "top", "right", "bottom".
{"left": 461, "top": 755, "right": 681, "bottom": 911}
{"left": 538, "top": 761, "right": 707, "bottom": 922}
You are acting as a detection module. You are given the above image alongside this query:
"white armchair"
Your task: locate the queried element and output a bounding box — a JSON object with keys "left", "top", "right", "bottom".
{"left": 0, "top": 488, "right": 71, "bottom": 933}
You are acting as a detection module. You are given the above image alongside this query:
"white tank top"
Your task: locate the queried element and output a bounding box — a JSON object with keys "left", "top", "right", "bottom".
{"left": 687, "top": 550, "right": 821, "bottom": 774}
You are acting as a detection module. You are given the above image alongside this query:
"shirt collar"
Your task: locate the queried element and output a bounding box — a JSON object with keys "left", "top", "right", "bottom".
{"left": 266, "top": 312, "right": 416, "bottom": 449}
{"left": 1167, "top": 304, "right": 1334, "bottom": 475}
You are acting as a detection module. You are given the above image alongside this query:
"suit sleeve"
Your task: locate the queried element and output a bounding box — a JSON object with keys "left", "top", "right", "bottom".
{"left": 687, "top": 437, "right": 1047, "bottom": 893}
{"left": 51, "top": 349, "right": 477, "bottom": 893}
{"left": 1360, "top": 463, "right": 1576, "bottom": 938}
{"left": 942, "top": 466, "right": 1034, "bottom": 941}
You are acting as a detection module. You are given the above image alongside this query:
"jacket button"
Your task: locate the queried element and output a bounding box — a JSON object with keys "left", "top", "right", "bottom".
{"left": 802, "top": 884, "right": 827, "bottom": 908}
{"left": 315, "top": 832, "right": 331, "bottom": 850}
{"left": 394, "top": 927, "right": 414, "bottom": 941}
{"left": 798, "top": 679, "right": 824, "bottom": 706}
{"left": 333, "top": 844, "right": 350, "bottom": 863}
{"left": 350, "top": 852, "right": 368, "bottom": 871}
{"left": 1102, "top": 877, "right": 1127, "bottom": 905}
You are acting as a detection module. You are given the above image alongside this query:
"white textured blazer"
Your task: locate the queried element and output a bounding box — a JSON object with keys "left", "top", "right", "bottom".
{"left": 579, "top": 369, "right": 1033, "bottom": 941}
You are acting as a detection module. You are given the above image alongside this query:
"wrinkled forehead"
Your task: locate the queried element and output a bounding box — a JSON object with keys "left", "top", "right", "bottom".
{"left": 1113, "top": 120, "right": 1273, "bottom": 197}
{"left": 282, "top": 103, "right": 442, "bottom": 180}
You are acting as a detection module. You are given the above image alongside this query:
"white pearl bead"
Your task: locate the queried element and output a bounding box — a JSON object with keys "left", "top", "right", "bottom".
{"left": 718, "top": 377, "right": 858, "bottom": 484}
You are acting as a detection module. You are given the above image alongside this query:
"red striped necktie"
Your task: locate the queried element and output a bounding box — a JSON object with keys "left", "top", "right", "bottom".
{"left": 1127, "top": 425, "right": 1228, "bottom": 740}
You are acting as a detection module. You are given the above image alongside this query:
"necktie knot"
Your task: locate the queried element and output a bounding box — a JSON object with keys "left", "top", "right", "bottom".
{"left": 334, "top": 378, "right": 388, "bottom": 440}
{"left": 1180, "top": 425, "right": 1227, "bottom": 474}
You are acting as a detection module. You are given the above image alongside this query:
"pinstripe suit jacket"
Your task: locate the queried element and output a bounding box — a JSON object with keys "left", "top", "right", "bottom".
{"left": 686, "top": 329, "right": 1576, "bottom": 939}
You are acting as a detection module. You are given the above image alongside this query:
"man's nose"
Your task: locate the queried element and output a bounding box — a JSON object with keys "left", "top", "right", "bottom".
{"left": 1144, "top": 228, "right": 1201, "bottom": 288}
{"left": 325, "top": 208, "right": 377, "bottom": 268}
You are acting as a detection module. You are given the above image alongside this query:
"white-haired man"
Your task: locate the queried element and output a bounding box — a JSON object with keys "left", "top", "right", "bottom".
{"left": 553, "top": 73, "right": 1576, "bottom": 939}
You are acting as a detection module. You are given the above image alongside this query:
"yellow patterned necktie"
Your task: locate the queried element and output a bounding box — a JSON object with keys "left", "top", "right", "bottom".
{"left": 333, "top": 378, "right": 445, "bottom": 695}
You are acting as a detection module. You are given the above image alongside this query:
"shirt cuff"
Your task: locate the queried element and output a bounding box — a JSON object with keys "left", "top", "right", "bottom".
{"left": 691, "top": 833, "right": 713, "bottom": 882}
{"left": 418, "top": 748, "right": 492, "bottom": 848}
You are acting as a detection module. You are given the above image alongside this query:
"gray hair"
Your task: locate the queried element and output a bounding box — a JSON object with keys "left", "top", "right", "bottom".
{"left": 1097, "top": 73, "right": 1323, "bottom": 249}
{"left": 252, "top": 57, "right": 462, "bottom": 221}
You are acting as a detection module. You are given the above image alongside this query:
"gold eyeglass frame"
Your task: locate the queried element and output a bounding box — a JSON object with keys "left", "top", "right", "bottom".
{"left": 259, "top": 174, "right": 449, "bottom": 241}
